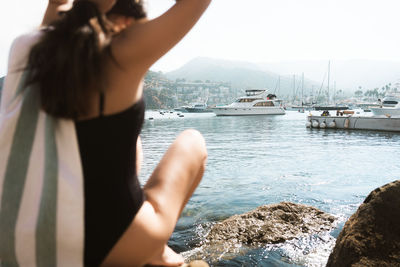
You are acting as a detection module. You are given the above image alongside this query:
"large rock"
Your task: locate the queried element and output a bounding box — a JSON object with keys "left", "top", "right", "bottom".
{"left": 183, "top": 202, "right": 336, "bottom": 262}
{"left": 206, "top": 202, "right": 336, "bottom": 246}
{"left": 327, "top": 180, "right": 400, "bottom": 267}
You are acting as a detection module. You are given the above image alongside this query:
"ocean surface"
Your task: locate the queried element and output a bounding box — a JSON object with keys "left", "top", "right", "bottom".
{"left": 139, "top": 111, "right": 400, "bottom": 266}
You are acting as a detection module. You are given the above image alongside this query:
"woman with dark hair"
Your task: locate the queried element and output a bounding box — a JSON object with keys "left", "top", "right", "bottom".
{"left": 0, "top": 0, "right": 210, "bottom": 266}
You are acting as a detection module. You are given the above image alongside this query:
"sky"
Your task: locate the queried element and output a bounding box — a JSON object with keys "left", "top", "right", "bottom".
{"left": 1, "top": 0, "right": 400, "bottom": 77}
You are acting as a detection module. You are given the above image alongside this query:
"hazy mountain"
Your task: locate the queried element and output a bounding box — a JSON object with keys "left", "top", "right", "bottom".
{"left": 258, "top": 59, "right": 400, "bottom": 91}
{"left": 165, "top": 57, "right": 319, "bottom": 97}
{"left": 165, "top": 58, "right": 400, "bottom": 96}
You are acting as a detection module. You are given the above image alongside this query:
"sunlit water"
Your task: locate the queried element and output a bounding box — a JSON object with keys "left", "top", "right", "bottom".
{"left": 139, "top": 111, "right": 400, "bottom": 266}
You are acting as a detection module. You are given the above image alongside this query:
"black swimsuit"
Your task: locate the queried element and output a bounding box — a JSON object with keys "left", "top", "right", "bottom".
{"left": 75, "top": 95, "right": 145, "bottom": 266}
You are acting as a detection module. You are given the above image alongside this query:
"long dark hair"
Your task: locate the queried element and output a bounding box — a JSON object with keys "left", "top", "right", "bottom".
{"left": 25, "top": 0, "right": 146, "bottom": 119}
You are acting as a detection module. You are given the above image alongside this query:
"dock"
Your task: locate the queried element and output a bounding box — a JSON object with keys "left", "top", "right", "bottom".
{"left": 307, "top": 114, "right": 400, "bottom": 132}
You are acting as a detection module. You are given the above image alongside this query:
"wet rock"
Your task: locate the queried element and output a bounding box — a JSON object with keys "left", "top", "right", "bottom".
{"left": 327, "top": 180, "right": 400, "bottom": 267}
{"left": 185, "top": 202, "right": 337, "bottom": 262}
{"left": 206, "top": 202, "right": 336, "bottom": 246}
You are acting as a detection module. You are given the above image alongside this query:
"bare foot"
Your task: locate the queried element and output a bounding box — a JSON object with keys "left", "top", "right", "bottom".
{"left": 147, "top": 245, "right": 184, "bottom": 267}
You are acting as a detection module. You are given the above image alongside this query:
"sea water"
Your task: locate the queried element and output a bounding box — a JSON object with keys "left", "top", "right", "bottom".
{"left": 139, "top": 111, "right": 400, "bottom": 266}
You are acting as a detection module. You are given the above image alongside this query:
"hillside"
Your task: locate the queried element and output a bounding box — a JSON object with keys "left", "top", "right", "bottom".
{"left": 143, "top": 71, "right": 177, "bottom": 109}
{"left": 165, "top": 57, "right": 320, "bottom": 97}
{"left": 165, "top": 57, "right": 400, "bottom": 96}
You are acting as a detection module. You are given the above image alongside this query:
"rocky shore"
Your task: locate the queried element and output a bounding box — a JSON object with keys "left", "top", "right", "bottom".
{"left": 183, "top": 181, "right": 400, "bottom": 266}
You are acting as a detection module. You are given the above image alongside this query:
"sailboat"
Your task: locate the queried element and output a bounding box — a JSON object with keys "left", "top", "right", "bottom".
{"left": 287, "top": 73, "right": 313, "bottom": 111}
{"left": 314, "top": 61, "right": 349, "bottom": 111}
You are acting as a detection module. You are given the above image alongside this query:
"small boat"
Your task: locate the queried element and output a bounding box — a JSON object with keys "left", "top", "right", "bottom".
{"left": 174, "top": 106, "right": 189, "bottom": 112}
{"left": 286, "top": 104, "right": 314, "bottom": 111}
{"left": 184, "top": 103, "right": 213, "bottom": 113}
{"left": 314, "top": 105, "right": 349, "bottom": 111}
{"left": 212, "top": 89, "right": 285, "bottom": 116}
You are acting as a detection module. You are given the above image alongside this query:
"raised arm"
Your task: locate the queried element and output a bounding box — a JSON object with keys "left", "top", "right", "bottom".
{"left": 111, "top": 0, "right": 212, "bottom": 71}
{"left": 41, "top": 0, "right": 73, "bottom": 26}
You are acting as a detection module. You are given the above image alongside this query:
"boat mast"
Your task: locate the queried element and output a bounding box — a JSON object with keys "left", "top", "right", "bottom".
{"left": 278, "top": 76, "right": 280, "bottom": 93}
{"left": 327, "top": 61, "right": 330, "bottom": 105}
{"left": 333, "top": 81, "right": 336, "bottom": 105}
{"left": 293, "top": 74, "right": 296, "bottom": 104}
{"left": 301, "top": 72, "right": 304, "bottom": 106}
{"left": 311, "top": 85, "right": 315, "bottom": 104}
{"left": 273, "top": 75, "right": 281, "bottom": 94}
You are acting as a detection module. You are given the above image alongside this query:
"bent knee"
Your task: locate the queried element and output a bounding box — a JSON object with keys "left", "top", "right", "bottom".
{"left": 176, "top": 129, "right": 208, "bottom": 161}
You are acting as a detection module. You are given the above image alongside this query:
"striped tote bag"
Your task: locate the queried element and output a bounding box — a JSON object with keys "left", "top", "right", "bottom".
{"left": 0, "top": 32, "right": 85, "bottom": 267}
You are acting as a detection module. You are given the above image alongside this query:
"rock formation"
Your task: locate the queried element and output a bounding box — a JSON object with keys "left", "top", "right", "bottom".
{"left": 183, "top": 202, "right": 337, "bottom": 262}
{"left": 327, "top": 180, "right": 400, "bottom": 266}
{"left": 206, "top": 202, "right": 336, "bottom": 246}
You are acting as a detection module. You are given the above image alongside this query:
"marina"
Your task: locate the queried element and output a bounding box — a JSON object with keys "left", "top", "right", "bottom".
{"left": 141, "top": 110, "right": 400, "bottom": 266}
{"left": 2, "top": 0, "right": 400, "bottom": 265}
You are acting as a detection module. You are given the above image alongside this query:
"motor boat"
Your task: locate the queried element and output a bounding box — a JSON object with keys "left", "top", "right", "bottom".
{"left": 370, "top": 94, "right": 400, "bottom": 117}
{"left": 184, "top": 103, "right": 213, "bottom": 113}
{"left": 212, "top": 89, "right": 285, "bottom": 116}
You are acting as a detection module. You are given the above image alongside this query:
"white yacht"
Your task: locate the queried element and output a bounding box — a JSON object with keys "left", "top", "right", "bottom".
{"left": 370, "top": 94, "right": 400, "bottom": 117}
{"left": 212, "top": 89, "right": 285, "bottom": 116}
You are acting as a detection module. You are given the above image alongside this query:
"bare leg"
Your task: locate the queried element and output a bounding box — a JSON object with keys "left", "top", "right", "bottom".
{"left": 102, "top": 129, "right": 207, "bottom": 267}
{"left": 143, "top": 129, "right": 207, "bottom": 231}
{"left": 147, "top": 148, "right": 206, "bottom": 266}
{"left": 145, "top": 129, "right": 206, "bottom": 266}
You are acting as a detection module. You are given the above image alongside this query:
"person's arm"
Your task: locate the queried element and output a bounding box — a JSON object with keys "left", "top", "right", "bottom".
{"left": 41, "top": 0, "right": 73, "bottom": 26}
{"left": 111, "top": 0, "right": 212, "bottom": 72}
